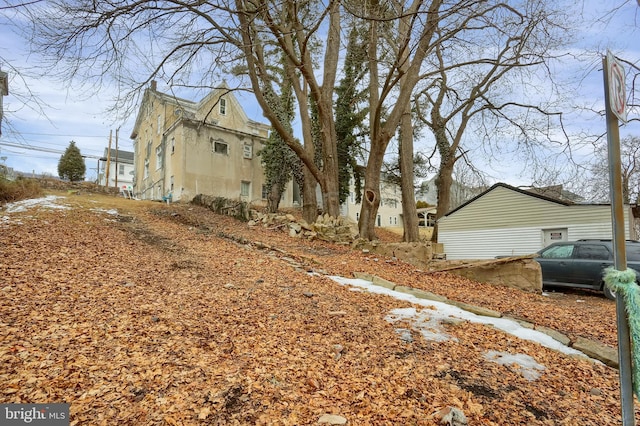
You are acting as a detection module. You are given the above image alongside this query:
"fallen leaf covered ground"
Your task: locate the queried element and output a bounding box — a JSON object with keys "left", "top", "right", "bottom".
{"left": 1, "top": 191, "right": 638, "bottom": 425}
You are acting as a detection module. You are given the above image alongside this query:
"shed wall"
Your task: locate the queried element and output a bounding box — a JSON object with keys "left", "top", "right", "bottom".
{"left": 438, "top": 185, "right": 632, "bottom": 260}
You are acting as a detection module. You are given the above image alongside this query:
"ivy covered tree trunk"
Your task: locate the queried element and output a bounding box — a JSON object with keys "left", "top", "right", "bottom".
{"left": 267, "top": 183, "right": 281, "bottom": 213}
{"left": 302, "top": 166, "right": 318, "bottom": 223}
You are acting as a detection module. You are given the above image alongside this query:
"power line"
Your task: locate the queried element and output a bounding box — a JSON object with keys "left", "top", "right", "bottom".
{"left": 0, "top": 141, "right": 104, "bottom": 159}
{"left": 16, "top": 132, "right": 110, "bottom": 138}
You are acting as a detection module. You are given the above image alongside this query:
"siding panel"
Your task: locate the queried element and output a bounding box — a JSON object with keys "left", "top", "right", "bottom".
{"left": 438, "top": 184, "right": 633, "bottom": 259}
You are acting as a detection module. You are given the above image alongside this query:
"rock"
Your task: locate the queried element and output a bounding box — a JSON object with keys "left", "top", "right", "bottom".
{"left": 318, "top": 414, "right": 347, "bottom": 425}
{"left": 534, "top": 325, "right": 570, "bottom": 346}
{"left": 289, "top": 222, "right": 302, "bottom": 233}
{"left": 223, "top": 283, "right": 236, "bottom": 289}
{"left": 434, "top": 406, "right": 468, "bottom": 425}
{"left": 449, "top": 301, "right": 501, "bottom": 318}
{"left": 1, "top": 286, "right": 12, "bottom": 292}
{"left": 572, "top": 337, "right": 618, "bottom": 367}
{"left": 303, "top": 292, "right": 314, "bottom": 298}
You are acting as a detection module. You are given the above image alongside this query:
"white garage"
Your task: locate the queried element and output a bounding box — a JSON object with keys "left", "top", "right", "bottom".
{"left": 437, "top": 183, "right": 636, "bottom": 260}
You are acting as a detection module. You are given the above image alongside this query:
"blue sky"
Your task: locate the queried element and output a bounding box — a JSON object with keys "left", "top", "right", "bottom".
{"left": 0, "top": 1, "right": 638, "bottom": 184}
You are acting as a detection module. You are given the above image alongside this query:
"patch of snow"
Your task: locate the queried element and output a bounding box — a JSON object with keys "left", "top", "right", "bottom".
{"left": 91, "top": 208, "right": 119, "bottom": 216}
{"left": 386, "top": 307, "right": 455, "bottom": 343}
{"left": 3, "top": 195, "right": 69, "bottom": 213}
{"left": 483, "top": 350, "right": 546, "bottom": 381}
{"left": 329, "top": 276, "right": 586, "bottom": 359}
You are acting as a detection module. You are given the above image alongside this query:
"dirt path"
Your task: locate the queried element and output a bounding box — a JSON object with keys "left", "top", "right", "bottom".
{"left": 0, "top": 192, "right": 636, "bottom": 425}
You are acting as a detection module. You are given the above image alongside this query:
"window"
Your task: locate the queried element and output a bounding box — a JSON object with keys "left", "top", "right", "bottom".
{"left": 143, "top": 159, "right": 149, "bottom": 179}
{"left": 350, "top": 192, "right": 354, "bottom": 203}
{"left": 243, "top": 144, "right": 253, "bottom": 159}
{"left": 219, "top": 98, "right": 227, "bottom": 115}
{"left": 576, "top": 245, "right": 610, "bottom": 260}
{"left": 146, "top": 141, "right": 151, "bottom": 157}
{"left": 157, "top": 114, "right": 162, "bottom": 134}
{"left": 356, "top": 213, "right": 359, "bottom": 221}
{"left": 118, "top": 164, "right": 125, "bottom": 176}
{"left": 171, "top": 137, "right": 175, "bottom": 154}
{"left": 170, "top": 175, "right": 174, "bottom": 192}
{"left": 155, "top": 146, "right": 163, "bottom": 169}
{"left": 540, "top": 244, "right": 574, "bottom": 259}
{"left": 212, "top": 138, "right": 228, "bottom": 155}
{"left": 241, "top": 181, "right": 250, "bottom": 197}
{"left": 389, "top": 217, "right": 393, "bottom": 225}
{"left": 262, "top": 184, "right": 268, "bottom": 200}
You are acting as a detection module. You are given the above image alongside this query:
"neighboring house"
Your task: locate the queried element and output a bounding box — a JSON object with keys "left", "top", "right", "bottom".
{"left": 437, "top": 182, "right": 636, "bottom": 260}
{"left": 416, "top": 176, "right": 485, "bottom": 210}
{"left": 340, "top": 175, "right": 403, "bottom": 227}
{"left": 98, "top": 148, "right": 134, "bottom": 191}
{"left": 129, "top": 81, "right": 296, "bottom": 206}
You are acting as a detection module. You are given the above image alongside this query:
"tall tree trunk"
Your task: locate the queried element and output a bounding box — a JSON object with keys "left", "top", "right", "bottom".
{"left": 267, "top": 183, "right": 281, "bottom": 213}
{"left": 359, "top": 140, "right": 386, "bottom": 239}
{"left": 302, "top": 166, "right": 318, "bottom": 223}
{"left": 399, "top": 108, "right": 419, "bottom": 242}
{"left": 432, "top": 126, "right": 455, "bottom": 242}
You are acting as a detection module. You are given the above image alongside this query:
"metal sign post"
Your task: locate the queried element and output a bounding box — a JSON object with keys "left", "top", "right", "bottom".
{"left": 603, "top": 51, "right": 635, "bottom": 425}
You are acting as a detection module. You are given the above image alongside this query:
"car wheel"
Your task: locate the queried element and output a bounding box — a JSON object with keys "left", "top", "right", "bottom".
{"left": 603, "top": 284, "right": 616, "bottom": 300}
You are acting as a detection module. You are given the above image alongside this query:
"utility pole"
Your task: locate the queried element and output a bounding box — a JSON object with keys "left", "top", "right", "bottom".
{"left": 105, "top": 130, "right": 112, "bottom": 187}
{"left": 115, "top": 127, "right": 119, "bottom": 188}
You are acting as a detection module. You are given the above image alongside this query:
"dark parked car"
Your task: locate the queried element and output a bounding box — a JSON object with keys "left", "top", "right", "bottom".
{"left": 535, "top": 239, "right": 640, "bottom": 299}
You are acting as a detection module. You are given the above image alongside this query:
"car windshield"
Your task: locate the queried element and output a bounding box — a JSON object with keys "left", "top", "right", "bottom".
{"left": 540, "top": 244, "right": 574, "bottom": 259}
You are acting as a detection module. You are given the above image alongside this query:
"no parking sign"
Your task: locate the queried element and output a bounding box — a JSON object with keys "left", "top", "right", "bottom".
{"left": 607, "top": 51, "right": 627, "bottom": 123}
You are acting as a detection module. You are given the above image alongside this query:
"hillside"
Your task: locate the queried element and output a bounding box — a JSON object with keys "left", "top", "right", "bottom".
{"left": 0, "top": 191, "right": 635, "bottom": 425}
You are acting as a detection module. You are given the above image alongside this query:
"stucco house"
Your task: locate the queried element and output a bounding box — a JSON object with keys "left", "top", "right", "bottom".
{"left": 98, "top": 148, "right": 134, "bottom": 191}
{"left": 437, "top": 182, "right": 636, "bottom": 260}
{"left": 340, "top": 175, "right": 403, "bottom": 228}
{"left": 129, "top": 82, "right": 296, "bottom": 206}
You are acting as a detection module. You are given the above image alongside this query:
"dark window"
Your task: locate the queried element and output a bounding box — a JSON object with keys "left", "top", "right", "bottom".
{"left": 575, "top": 244, "right": 610, "bottom": 260}
{"left": 212, "top": 139, "right": 228, "bottom": 155}
{"left": 625, "top": 246, "right": 640, "bottom": 261}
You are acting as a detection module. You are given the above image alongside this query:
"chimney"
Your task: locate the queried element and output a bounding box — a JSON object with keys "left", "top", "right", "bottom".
{"left": 150, "top": 80, "right": 157, "bottom": 91}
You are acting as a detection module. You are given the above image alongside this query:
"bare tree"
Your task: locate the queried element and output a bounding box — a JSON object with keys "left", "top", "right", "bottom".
{"left": 585, "top": 135, "right": 640, "bottom": 203}
{"left": 19, "top": 0, "right": 585, "bottom": 242}
{"left": 413, "top": 0, "right": 574, "bottom": 240}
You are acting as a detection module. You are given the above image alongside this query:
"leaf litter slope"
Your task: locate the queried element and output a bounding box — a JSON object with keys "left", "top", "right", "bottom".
{"left": 0, "top": 192, "right": 636, "bottom": 425}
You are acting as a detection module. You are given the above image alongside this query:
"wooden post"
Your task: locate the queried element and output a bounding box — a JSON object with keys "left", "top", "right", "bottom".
{"left": 105, "top": 130, "right": 112, "bottom": 187}
{"left": 115, "top": 128, "right": 119, "bottom": 188}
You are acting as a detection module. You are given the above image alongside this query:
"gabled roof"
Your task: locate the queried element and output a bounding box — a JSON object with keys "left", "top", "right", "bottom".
{"left": 129, "top": 82, "right": 270, "bottom": 139}
{"left": 442, "top": 182, "right": 575, "bottom": 217}
{"left": 102, "top": 148, "right": 134, "bottom": 163}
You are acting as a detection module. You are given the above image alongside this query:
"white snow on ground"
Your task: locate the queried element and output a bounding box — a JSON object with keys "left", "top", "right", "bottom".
{"left": 483, "top": 351, "right": 546, "bottom": 381}
{"left": 90, "top": 208, "right": 119, "bottom": 216}
{"left": 2, "top": 195, "right": 70, "bottom": 214}
{"left": 329, "top": 276, "right": 589, "bottom": 381}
